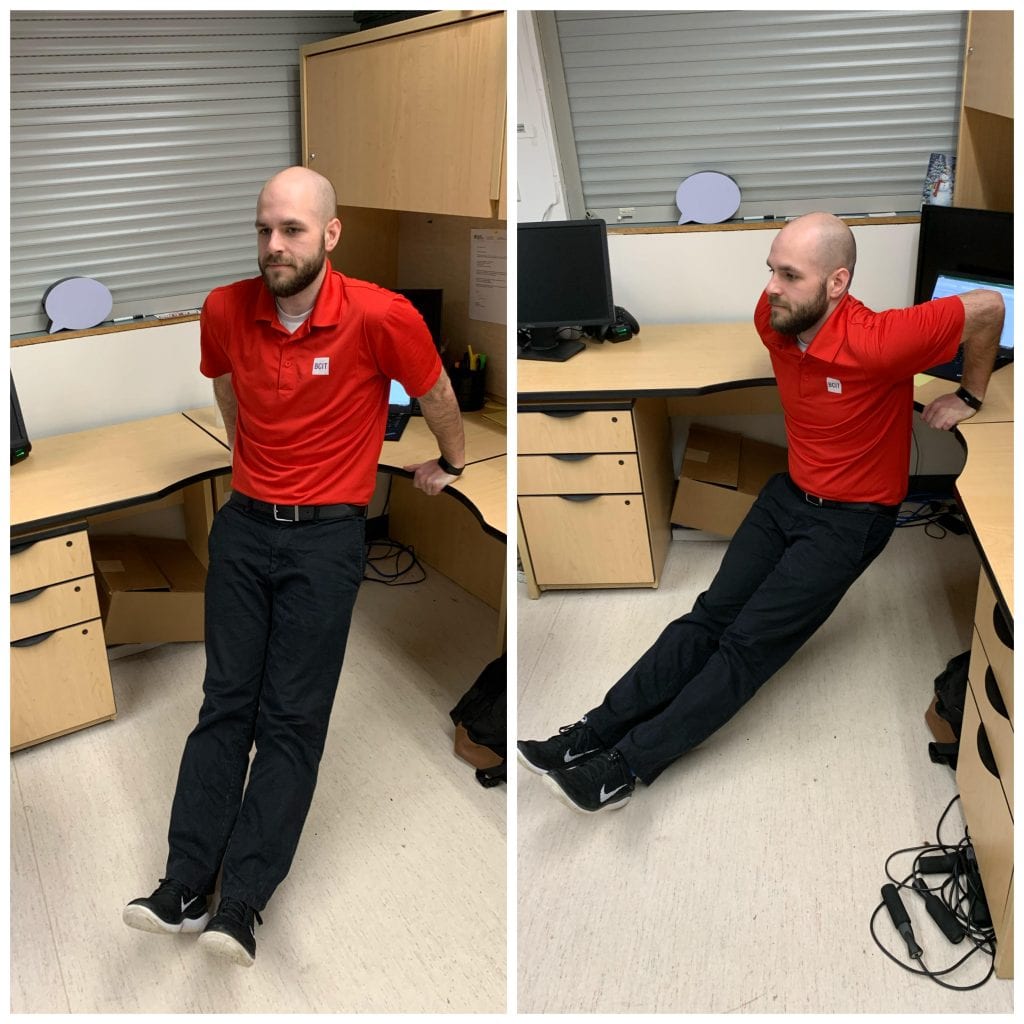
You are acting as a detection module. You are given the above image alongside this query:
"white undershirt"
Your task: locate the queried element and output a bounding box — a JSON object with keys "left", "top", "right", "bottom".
{"left": 276, "top": 302, "right": 313, "bottom": 334}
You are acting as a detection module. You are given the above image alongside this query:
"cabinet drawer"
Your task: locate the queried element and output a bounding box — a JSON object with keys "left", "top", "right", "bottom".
{"left": 956, "top": 687, "right": 1013, "bottom": 954}
{"left": 518, "top": 453, "right": 642, "bottom": 495}
{"left": 518, "top": 494, "right": 653, "bottom": 587}
{"left": 10, "top": 577, "right": 101, "bottom": 643}
{"left": 11, "top": 527, "right": 93, "bottom": 595}
{"left": 969, "top": 634, "right": 1013, "bottom": 811}
{"left": 518, "top": 409, "right": 635, "bottom": 455}
{"left": 974, "top": 569, "right": 1013, "bottom": 721}
{"left": 11, "top": 619, "right": 116, "bottom": 751}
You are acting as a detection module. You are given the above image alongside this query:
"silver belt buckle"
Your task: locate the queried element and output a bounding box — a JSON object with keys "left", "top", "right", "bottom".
{"left": 273, "top": 504, "right": 300, "bottom": 522}
{"left": 805, "top": 492, "right": 824, "bottom": 507}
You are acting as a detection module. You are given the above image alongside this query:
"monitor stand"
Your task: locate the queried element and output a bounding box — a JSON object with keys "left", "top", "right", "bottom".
{"left": 517, "top": 328, "right": 586, "bottom": 362}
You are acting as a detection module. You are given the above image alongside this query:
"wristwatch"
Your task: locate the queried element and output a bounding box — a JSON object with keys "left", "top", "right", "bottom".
{"left": 954, "top": 386, "right": 983, "bottom": 412}
{"left": 438, "top": 454, "right": 464, "bottom": 476}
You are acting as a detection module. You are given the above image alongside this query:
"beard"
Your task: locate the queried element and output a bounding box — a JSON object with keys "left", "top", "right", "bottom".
{"left": 769, "top": 279, "right": 829, "bottom": 336}
{"left": 259, "top": 243, "right": 326, "bottom": 298}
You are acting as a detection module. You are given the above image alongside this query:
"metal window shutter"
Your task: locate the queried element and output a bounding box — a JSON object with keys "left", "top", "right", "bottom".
{"left": 11, "top": 11, "right": 358, "bottom": 335}
{"left": 550, "top": 10, "right": 966, "bottom": 225}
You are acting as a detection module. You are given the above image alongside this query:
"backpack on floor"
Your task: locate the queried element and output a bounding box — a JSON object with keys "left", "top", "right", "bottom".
{"left": 450, "top": 654, "right": 506, "bottom": 788}
{"left": 928, "top": 650, "right": 970, "bottom": 769}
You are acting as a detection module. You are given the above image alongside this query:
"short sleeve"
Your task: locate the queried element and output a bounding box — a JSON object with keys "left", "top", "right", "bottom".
{"left": 372, "top": 295, "right": 443, "bottom": 398}
{"left": 199, "top": 290, "right": 232, "bottom": 379}
{"left": 851, "top": 296, "right": 965, "bottom": 378}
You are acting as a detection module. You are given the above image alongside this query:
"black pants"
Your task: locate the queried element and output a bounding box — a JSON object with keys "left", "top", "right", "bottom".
{"left": 165, "top": 499, "right": 365, "bottom": 910}
{"left": 585, "top": 473, "right": 897, "bottom": 784}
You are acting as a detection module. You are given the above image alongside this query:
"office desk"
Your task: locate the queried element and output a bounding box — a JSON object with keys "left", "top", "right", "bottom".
{"left": 11, "top": 407, "right": 506, "bottom": 751}
{"left": 517, "top": 324, "right": 1013, "bottom": 977}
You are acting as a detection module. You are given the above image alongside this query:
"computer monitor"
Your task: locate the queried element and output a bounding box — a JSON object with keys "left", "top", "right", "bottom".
{"left": 396, "top": 288, "right": 443, "bottom": 353}
{"left": 11, "top": 372, "right": 31, "bottom": 464}
{"left": 913, "top": 203, "right": 1012, "bottom": 305}
{"left": 518, "top": 219, "right": 615, "bottom": 361}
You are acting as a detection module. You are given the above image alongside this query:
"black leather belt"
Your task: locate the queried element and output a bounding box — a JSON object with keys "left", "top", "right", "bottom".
{"left": 786, "top": 475, "right": 899, "bottom": 515}
{"left": 229, "top": 492, "right": 367, "bottom": 523}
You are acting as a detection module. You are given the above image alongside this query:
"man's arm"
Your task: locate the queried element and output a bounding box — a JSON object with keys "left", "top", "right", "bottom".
{"left": 404, "top": 370, "right": 467, "bottom": 496}
{"left": 920, "top": 290, "right": 1004, "bottom": 430}
{"left": 212, "top": 373, "right": 238, "bottom": 449}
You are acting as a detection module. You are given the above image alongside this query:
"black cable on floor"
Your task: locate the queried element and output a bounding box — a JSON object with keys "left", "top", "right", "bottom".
{"left": 363, "top": 539, "right": 427, "bottom": 586}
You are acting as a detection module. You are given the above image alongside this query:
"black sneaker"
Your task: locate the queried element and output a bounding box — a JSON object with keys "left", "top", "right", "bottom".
{"left": 544, "top": 748, "right": 635, "bottom": 813}
{"left": 517, "top": 718, "right": 605, "bottom": 775}
{"left": 197, "top": 897, "right": 263, "bottom": 967}
{"left": 123, "top": 878, "right": 210, "bottom": 934}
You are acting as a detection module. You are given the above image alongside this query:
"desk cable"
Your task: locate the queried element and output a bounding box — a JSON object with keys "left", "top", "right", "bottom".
{"left": 869, "top": 794, "right": 997, "bottom": 990}
{"left": 362, "top": 475, "right": 427, "bottom": 587}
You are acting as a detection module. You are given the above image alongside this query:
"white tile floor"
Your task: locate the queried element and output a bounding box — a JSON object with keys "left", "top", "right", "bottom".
{"left": 11, "top": 566, "right": 506, "bottom": 1013}
{"left": 517, "top": 526, "right": 1013, "bottom": 1013}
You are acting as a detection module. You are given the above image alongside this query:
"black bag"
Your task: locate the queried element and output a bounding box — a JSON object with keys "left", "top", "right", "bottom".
{"left": 928, "top": 650, "right": 970, "bottom": 769}
{"left": 449, "top": 654, "right": 506, "bottom": 788}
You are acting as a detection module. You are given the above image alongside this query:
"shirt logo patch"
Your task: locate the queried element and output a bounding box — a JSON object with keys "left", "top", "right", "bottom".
{"left": 826, "top": 377, "right": 842, "bottom": 394}
{"left": 312, "top": 357, "right": 330, "bottom": 376}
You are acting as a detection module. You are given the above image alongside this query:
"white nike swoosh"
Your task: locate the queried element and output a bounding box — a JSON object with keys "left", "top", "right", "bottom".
{"left": 181, "top": 896, "right": 200, "bottom": 913}
{"left": 563, "top": 747, "right": 599, "bottom": 764}
{"left": 599, "top": 783, "right": 628, "bottom": 803}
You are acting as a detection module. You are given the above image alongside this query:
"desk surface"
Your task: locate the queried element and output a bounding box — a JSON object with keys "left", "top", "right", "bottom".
{"left": 11, "top": 413, "right": 231, "bottom": 535}
{"left": 12, "top": 408, "right": 506, "bottom": 540}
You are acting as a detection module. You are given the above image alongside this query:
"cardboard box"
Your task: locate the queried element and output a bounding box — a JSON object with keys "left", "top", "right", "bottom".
{"left": 671, "top": 425, "right": 788, "bottom": 538}
{"left": 92, "top": 535, "right": 206, "bottom": 644}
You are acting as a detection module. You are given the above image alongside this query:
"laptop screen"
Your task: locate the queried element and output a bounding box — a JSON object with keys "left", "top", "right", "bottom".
{"left": 931, "top": 272, "right": 1014, "bottom": 352}
{"left": 388, "top": 380, "right": 412, "bottom": 408}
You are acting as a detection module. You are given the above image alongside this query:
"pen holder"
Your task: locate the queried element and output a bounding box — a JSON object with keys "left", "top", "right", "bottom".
{"left": 450, "top": 364, "right": 486, "bottom": 411}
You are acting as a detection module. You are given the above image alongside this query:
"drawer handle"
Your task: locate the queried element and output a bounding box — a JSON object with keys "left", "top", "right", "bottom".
{"left": 992, "top": 603, "right": 1013, "bottom": 650}
{"left": 551, "top": 454, "right": 593, "bottom": 463}
{"left": 976, "top": 722, "right": 999, "bottom": 780}
{"left": 11, "top": 537, "right": 78, "bottom": 556}
{"left": 984, "top": 667, "right": 1009, "bottom": 721}
{"left": 12, "top": 629, "right": 57, "bottom": 648}
{"left": 11, "top": 586, "right": 47, "bottom": 604}
{"left": 541, "top": 410, "right": 585, "bottom": 419}
{"left": 559, "top": 494, "right": 599, "bottom": 502}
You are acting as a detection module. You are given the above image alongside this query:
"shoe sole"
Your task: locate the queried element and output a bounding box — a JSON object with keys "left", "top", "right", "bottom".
{"left": 122, "top": 904, "right": 210, "bottom": 935}
{"left": 516, "top": 747, "right": 549, "bottom": 775}
{"left": 198, "top": 929, "right": 255, "bottom": 967}
{"left": 542, "top": 773, "right": 631, "bottom": 814}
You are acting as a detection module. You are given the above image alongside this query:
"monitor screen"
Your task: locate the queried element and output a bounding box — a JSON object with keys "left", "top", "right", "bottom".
{"left": 914, "top": 204, "right": 1012, "bottom": 305}
{"left": 396, "top": 288, "right": 443, "bottom": 352}
{"left": 518, "top": 219, "right": 615, "bottom": 328}
{"left": 931, "top": 272, "right": 1014, "bottom": 352}
{"left": 388, "top": 379, "right": 411, "bottom": 407}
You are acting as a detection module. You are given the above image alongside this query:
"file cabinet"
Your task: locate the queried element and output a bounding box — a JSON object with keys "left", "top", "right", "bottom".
{"left": 517, "top": 398, "right": 673, "bottom": 595}
{"left": 957, "top": 569, "right": 1013, "bottom": 977}
{"left": 10, "top": 523, "right": 116, "bottom": 750}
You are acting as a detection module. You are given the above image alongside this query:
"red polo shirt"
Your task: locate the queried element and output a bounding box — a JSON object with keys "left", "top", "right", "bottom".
{"left": 200, "top": 268, "right": 441, "bottom": 505}
{"left": 754, "top": 290, "right": 964, "bottom": 505}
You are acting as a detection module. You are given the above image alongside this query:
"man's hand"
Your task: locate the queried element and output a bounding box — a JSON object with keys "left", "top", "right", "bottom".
{"left": 920, "top": 392, "right": 978, "bottom": 431}
{"left": 404, "top": 459, "right": 458, "bottom": 496}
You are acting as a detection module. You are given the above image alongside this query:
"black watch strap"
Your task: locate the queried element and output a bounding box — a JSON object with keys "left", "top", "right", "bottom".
{"left": 954, "top": 386, "right": 983, "bottom": 411}
{"left": 438, "top": 454, "right": 464, "bottom": 476}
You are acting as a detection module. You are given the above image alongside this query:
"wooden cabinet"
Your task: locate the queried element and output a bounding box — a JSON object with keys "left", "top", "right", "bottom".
{"left": 957, "top": 569, "right": 1013, "bottom": 977}
{"left": 955, "top": 11, "right": 1013, "bottom": 211}
{"left": 301, "top": 11, "right": 506, "bottom": 218}
{"left": 517, "top": 399, "right": 674, "bottom": 596}
{"left": 10, "top": 523, "right": 116, "bottom": 751}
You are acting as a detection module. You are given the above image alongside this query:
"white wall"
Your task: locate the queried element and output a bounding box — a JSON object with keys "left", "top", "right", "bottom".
{"left": 11, "top": 321, "right": 212, "bottom": 439}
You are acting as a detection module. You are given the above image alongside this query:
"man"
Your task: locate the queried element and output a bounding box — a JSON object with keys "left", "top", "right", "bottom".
{"left": 123, "top": 166, "right": 466, "bottom": 964}
{"left": 518, "top": 212, "right": 1004, "bottom": 814}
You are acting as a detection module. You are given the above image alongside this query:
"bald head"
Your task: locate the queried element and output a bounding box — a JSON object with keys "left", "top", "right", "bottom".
{"left": 258, "top": 166, "right": 338, "bottom": 229}
{"left": 779, "top": 212, "right": 856, "bottom": 283}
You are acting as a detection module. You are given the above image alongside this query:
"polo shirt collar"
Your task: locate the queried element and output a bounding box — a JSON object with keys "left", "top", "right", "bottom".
{"left": 252, "top": 265, "right": 345, "bottom": 328}
{"left": 802, "top": 293, "right": 852, "bottom": 362}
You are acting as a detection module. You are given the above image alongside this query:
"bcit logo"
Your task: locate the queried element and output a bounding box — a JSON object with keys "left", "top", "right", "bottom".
{"left": 312, "top": 357, "right": 330, "bottom": 376}
{"left": 826, "top": 377, "right": 842, "bottom": 394}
